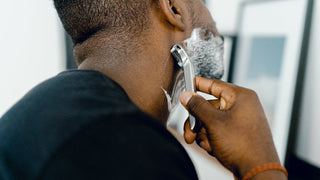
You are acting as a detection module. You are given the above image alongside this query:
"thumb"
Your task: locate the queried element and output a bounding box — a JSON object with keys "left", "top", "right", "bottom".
{"left": 180, "top": 92, "right": 221, "bottom": 126}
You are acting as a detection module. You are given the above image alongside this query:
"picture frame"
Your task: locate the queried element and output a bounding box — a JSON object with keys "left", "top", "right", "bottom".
{"left": 229, "top": 0, "right": 312, "bottom": 163}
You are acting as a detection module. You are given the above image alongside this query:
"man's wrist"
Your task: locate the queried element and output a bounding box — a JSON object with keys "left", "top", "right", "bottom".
{"left": 250, "top": 170, "right": 287, "bottom": 180}
{"left": 237, "top": 151, "right": 282, "bottom": 178}
{"left": 239, "top": 163, "right": 288, "bottom": 180}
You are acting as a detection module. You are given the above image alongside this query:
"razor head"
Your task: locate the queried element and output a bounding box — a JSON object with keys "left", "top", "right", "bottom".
{"left": 171, "top": 44, "right": 188, "bottom": 68}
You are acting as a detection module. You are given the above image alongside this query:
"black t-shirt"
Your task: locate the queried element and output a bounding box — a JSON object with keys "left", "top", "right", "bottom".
{"left": 0, "top": 70, "right": 198, "bottom": 180}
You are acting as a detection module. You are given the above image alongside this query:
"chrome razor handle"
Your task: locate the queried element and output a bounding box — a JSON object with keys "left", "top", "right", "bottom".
{"left": 171, "top": 44, "right": 197, "bottom": 131}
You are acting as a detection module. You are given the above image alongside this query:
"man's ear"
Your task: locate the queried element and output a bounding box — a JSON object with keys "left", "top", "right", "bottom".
{"left": 158, "top": 0, "right": 185, "bottom": 31}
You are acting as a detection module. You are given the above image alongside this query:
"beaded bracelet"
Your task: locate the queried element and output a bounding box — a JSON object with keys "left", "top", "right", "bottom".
{"left": 242, "top": 163, "right": 288, "bottom": 180}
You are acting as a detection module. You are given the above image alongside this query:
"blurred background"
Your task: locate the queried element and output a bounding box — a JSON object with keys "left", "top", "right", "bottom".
{"left": 0, "top": 0, "right": 319, "bottom": 179}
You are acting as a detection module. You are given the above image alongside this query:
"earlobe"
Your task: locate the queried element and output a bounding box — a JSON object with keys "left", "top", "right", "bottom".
{"left": 158, "top": 0, "right": 185, "bottom": 31}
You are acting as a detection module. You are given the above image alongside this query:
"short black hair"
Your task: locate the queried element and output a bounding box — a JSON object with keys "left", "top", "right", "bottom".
{"left": 54, "top": 0, "right": 153, "bottom": 44}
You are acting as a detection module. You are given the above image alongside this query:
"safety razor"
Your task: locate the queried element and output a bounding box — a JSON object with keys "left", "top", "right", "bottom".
{"left": 171, "top": 44, "right": 197, "bottom": 131}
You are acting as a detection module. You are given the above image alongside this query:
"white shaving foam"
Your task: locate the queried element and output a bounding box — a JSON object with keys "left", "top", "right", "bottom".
{"left": 183, "top": 28, "right": 225, "bottom": 79}
{"left": 162, "top": 69, "right": 185, "bottom": 113}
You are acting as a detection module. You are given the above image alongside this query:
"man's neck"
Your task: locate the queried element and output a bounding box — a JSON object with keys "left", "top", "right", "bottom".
{"left": 76, "top": 36, "right": 176, "bottom": 125}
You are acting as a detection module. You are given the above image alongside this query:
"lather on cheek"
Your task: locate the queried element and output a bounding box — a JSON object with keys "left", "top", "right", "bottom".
{"left": 182, "top": 28, "right": 224, "bottom": 80}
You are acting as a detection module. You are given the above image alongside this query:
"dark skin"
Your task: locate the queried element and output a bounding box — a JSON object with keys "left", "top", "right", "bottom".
{"left": 74, "top": 0, "right": 286, "bottom": 179}
{"left": 181, "top": 77, "right": 287, "bottom": 180}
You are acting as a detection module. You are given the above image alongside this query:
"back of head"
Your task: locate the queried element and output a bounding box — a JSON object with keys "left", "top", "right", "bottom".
{"left": 54, "top": 0, "right": 153, "bottom": 44}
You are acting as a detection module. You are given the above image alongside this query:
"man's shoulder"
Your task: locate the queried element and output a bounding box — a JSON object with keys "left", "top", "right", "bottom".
{"left": 0, "top": 70, "right": 132, "bottom": 146}
{"left": 1, "top": 70, "right": 130, "bottom": 122}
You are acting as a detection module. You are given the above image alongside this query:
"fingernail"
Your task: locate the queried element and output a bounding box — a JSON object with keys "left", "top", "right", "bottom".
{"left": 220, "top": 98, "right": 226, "bottom": 110}
{"left": 180, "top": 92, "right": 193, "bottom": 106}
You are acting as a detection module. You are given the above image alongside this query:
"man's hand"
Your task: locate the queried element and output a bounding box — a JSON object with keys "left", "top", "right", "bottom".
{"left": 180, "top": 77, "right": 285, "bottom": 179}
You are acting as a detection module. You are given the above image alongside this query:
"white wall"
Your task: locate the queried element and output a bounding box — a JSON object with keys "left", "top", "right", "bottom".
{"left": 207, "top": 0, "right": 246, "bottom": 34}
{"left": 0, "top": 1, "right": 65, "bottom": 116}
{"left": 295, "top": 0, "right": 320, "bottom": 168}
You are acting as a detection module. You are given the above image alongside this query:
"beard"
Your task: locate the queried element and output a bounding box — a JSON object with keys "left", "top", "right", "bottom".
{"left": 182, "top": 28, "right": 225, "bottom": 80}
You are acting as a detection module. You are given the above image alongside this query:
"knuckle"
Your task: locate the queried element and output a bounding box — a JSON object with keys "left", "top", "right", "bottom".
{"left": 247, "top": 89, "right": 258, "bottom": 97}
{"left": 208, "top": 80, "right": 216, "bottom": 95}
{"left": 229, "top": 88, "right": 238, "bottom": 97}
{"left": 238, "top": 86, "right": 258, "bottom": 97}
{"left": 222, "top": 88, "right": 238, "bottom": 103}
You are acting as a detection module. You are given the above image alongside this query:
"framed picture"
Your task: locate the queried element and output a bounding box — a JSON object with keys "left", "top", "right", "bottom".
{"left": 229, "top": 0, "right": 312, "bottom": 162}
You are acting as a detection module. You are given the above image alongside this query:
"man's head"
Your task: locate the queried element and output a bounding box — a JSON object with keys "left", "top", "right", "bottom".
{"left": 54, "top": 0, "right": 217, "bottom": 44}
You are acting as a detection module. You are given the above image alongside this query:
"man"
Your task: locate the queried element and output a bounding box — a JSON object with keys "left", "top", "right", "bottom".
{"left": 0, "top": 0, "right": 286, "bottom": 179}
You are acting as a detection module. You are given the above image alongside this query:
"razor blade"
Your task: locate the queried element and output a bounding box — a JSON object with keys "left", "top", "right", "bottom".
{"left": 171, "top": 44, "right": 197, "bottom": 131}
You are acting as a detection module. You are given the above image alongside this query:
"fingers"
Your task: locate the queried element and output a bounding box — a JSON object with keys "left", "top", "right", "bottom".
{"left": 184, "top": 119, "right": 212, "bottom": 152}
{"left": 196, "top": 127, "right": 212, "bottom": 152}
{"left": 195, "top": 77, "right": 237, "bottom": 110}
{"left": 184, "top": 119, "right": 197, "bottom": 144}
{"left": 180, "top": 92, "right": 222, "bottom": 126}
{"left": 195, "top": 77, "right": 228, "bottom": 97}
